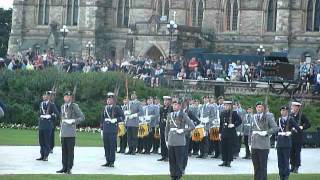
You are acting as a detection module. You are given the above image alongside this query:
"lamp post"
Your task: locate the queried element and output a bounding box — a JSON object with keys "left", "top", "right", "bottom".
{"left": 166, "top": 19, "right": 177, "bottom": 59}
{"left": 60, "top": 25, "right": 69, "bottom": 58}
{"left": 86, "top": 41, "right": 93, "bottom": 57}
{"left": 257, "top": 45, "right": 266, "bottom": 56}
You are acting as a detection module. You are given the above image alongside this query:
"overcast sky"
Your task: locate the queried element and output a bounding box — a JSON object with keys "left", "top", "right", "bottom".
{"left": 0, "top": 0, "right": 14, "bottom": 10}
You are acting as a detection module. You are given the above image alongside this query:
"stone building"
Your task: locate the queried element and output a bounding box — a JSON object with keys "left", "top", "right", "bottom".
{"left": 7, "top": 0, "right": 320, "bottom": 62}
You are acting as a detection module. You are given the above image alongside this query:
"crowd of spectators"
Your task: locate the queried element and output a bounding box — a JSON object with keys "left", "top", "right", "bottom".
{"left": 0, "top": 48, "right": 319, "bottom": 94}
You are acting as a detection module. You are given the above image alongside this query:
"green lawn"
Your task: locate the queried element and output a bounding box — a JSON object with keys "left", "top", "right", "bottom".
{"left": 0, "top": 174, "right": 319, "bottom": 180}
{"left": 0, "top": 128, "right": 103, "bottom": 147}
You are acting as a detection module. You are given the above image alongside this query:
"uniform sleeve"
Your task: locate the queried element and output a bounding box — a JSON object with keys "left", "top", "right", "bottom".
{"left": 73, "top": 103, "right": 85, "bottom": 124}
{"left": 219, "top": 112, "right": 223, "bottom": 133}
{"left": 117, "top": 106, "right": 125, "bottom": 122}
{"left": 51, "top": 103, "right": 60, "bottom": 118}
{"left": 165, "top": 114, "right": 169, "bottom": 142}
{"left": 234, "top": 111, "right": 242, "bottom": 127}
{"left": 301, "top": 114, "right": 311, "bottom": 130}
{"left": 267, "top": 114, "right": 279, "bottom": 135}
{"left": 184, "top": 113, "right": 195, "bottom": 132}
{"left": 154, "top": 106, "right": 160, "bottom": 125}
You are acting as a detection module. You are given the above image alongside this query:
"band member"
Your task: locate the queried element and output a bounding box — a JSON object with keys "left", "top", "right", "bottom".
{"left": 152, "top": 97, "right": 161, "bottom": 153}
{"left": 137, "top": 99, "right": 147, "bottom": 153}
{"left": 210, "top": 100, "right": 220, "bottom": 158}
{"left": 143, "top": 96, "right": 160, "bottom": 154}
{"left": 289, "top": 101, "right": 311, "bottom": 173}
{"left": 100, "top": 92, "right": 124, "bottom": 167}
{"left": 251, "top": 101, "right": 278, "bottom": 180}
{"left": 211, "top": 96, "right": 224, "bottom": 158}
{"left": 189, "top": 99, "right": 200, "bottom": 156}
{"left": 276, "top": 106, "right": 299, "bottom": 180}
{"left": 242, "top": 107, "right": 254, "bottom": 159}
{"left": 165, "top": 99, "right": 195, "bottom": 180}
{"left": 158, "top": 96, "right": 173, "bottom": 162}
{"left": 36, "top": 91, "right": 59, "bottom": 161}
{"left": 56, "top": 91, "right": 85, "bottom": 174}
{"left": 233, "top": 102, "right": 245, "bottom": 158}
{"left": 125, "top": 92, "right": 143, "bottom": 155}
{"left": 119, "top": 98, "right": 130, "bottom": 153}
{"left": 196, "top": 96, "right": 215, "bottom": 159}
{"left": 219, "top": 100, "right": 241, "bottom": 167}
{"left": 208, "top": 96, "right": 217, "bottom": 155}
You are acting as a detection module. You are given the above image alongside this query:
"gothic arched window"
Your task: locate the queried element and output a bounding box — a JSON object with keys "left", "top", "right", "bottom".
{"left": 225, "top": 0, "right": 231, "bottom": 30}
{"left": 267, "top": 0, "right": 277, "bottom": 32}
{"left": 117, "top": 0, "right": 123, "bottom": 27}
{"left": 314, "top": 0, "right": 320, "bottom": 31}
{"left": 38, "top": 0, "right": 49, "bottom": 25}
{"left": 156, "top": 0, "right": 163, "bottom": 16}
{"left": 306, "top": 0, "right": 314, "bottom": 31}
{"left": 232, "top": 0, "right": 238, "bottom": 30}
{"left": 124, "top": 0, "right": 130, "bottom": 27}
{"left": 191, "top": 0, "right": 197, "bottom": 26}
{"left": 66, "top": 0, "right": 79, "bottom": 26}
{"left": 306, "top": 0, "right": 320, "bottom": 31}
{"left": 198, "top": 0, "right": 204, "bottom": 27}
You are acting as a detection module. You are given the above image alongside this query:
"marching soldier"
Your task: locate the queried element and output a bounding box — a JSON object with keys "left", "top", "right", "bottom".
{"left": 210, "top": 100, "right": 221, "bottom": 159}
{"left": 289, "top": 101, "right": 311, "bottom": 173}
{"left": 56, "top": 91, "right": 85, "bottom": 174}
{"left": 119, "top": 98, "right": 130, "bottom": 153}
{"left": 196, "top": 96, "right": 215, "bottom": 159}
{"left": 242, "top": 107, "right": 254, "bottom": 159}
{"left": 143, "top": 96, "right": 160, "bottom": 154}
{"left": 36, "top": 91, "right": 59, "bottom": 161}
{"left": 165, "top": 99, "right": 195, "bottom": 180}
{"left": 158, "top": 96, "right": 173, "bottom": 162}
{"left": 250, "top": 101, "right": 278, "bottom": 180}
{"left": 219, "top": 100, "right": 241, "bottom": 167}
{"left": 100, "top": 92, "right": 124, "bottom": 167}
{"left": 276, "top": 106, "right": 299, "bottom": 180}
{"left": 189, "top": 99, "right": 200, "bottom": 156}
{"left": 152, "top": 97, "right": 161, "bottom": 153}
{"left": 125, "top": 92, "right": 143, "bottom": 155}
{"left": 137, "top": 99, "right": 147, "bottom": 154}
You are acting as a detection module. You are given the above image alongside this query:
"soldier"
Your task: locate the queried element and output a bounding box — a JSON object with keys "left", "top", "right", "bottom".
{"left": 100, "top": 92, "right": 124, "bottom": 167}
{"left": 152, "top": 97, "right": 161, "bottom": 153}
{"left": 210, "top": 99, "right": 221, "bottom": 159}
{"left": 289, "top": 101, "right": 311, "bottom": 173}
{"left": 196, "top": 96, "right": 215, "bottom": 159}
{"left": 250, "top": 101, "right": 278, "bottom": 180}
{"left": 219, "top": 100, "right": 242, "bottom": 167}
{"left": 189, "top": 99, "right": 200, "bottom": 156}
{"left": 143, "top": 96, "right": 160, "bottom": 154}
{"left": 49, "top": 92, "right": 59, "bottom": 154}
{"left": 276, "top": 106, "right": 299, "bottom": 180}
{"left": 36, "top": 91, "right": 59, "bottom": 161}
{"left": 137, "top": 99, "right": 147, "bottom": 154}
{"left": 157, "top": 96, "right": 173, "bottom": 162}
{"left": 125, "top": 92, "right": 143, "bottom": 155}
{"left": 119, "top": 97, "right": 130, "bottom": 153}
{"left": 56, "top": 91, "right": 85, "bottom": 174}
{"left": 165, "top": 99, "right": 195, "bottom": 180}
{"left": 242, "top": 107, "right": 254, "bottom": 159}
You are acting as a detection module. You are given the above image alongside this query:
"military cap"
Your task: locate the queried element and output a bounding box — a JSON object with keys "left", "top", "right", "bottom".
{"left": 291, "top": 101, "right": 302, "bottom": 106}
{"left": 223, "top": 100, "right": 233, "bottom": 104}
{"left": 107, "top": 92, "right": 115, "bottom": 98}
{"left": 163, "top": 96, "right": 172, "bottom": 100}
{"left": 280, "top": 106, "right": 289, "bottom": 111}
{"left": 64, "top": 91, "right": 72, "bottom": 96}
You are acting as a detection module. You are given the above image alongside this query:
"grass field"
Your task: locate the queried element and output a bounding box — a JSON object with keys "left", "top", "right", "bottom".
{"left": 0, "top": 128, "right": 103, "bottom": 146}
{"left": 0, "top": 174, "right": 319, "bottom": 180}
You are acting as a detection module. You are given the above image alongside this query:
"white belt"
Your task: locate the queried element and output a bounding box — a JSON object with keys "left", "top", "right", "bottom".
{"left": 124, "top": 110, "right": 131, "bottom": 115}
{"left": 144, "top": 115, "right": 153, "bottom": 121}
{"left": 62, "top": 119, "right": 75, "bottom": 124}
{"left": 200, "top": 117, "right": 209, "bottom": 124}
{"left": 105, "top": 118, "right": 117, "bottom": 122}
{"left": 278, "top": 132, "right": 292, "bottom": 136}
{"left": 128, "top": 113, "right": 138, "bottom": 119}
{"left": 170, "top": 128, "right": 178, "bottom": 132}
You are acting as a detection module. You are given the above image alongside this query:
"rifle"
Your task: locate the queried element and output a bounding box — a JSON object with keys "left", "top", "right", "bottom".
{"left": 46, "top": 82, "right": 58, "bottom": 115}
{"left": 264, "top": 81, "right": 271, "bottom": 111}
{"left": 72, "top": 83, "right": 78, "bottom": 103}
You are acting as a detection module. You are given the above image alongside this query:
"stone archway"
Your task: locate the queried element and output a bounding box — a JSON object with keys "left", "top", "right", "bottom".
{"left": 144, "top": 45, "right": 165, "bottom": 60}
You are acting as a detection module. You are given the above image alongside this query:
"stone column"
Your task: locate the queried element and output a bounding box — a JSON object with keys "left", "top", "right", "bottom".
{"left": 274, "top": 0, "right": 291, "bottom": 52}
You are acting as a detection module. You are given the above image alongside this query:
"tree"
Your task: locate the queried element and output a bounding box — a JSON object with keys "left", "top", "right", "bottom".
{"left": 0, "top": 8, "right": 12, "bottom": 58}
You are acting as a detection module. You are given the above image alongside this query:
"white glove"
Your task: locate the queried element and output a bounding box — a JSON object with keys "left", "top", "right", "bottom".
{"left": 170, "top": 128, "right": 178, "bottom": 132}
{"left": 166, "top": 141, "right": 168, "bottom": 147}
{"left": 41, "top": 114, "right": 51, "bottom": 119}
{"left": 299, "top": 126, "right": 303, "bottom": 130}
{"left": 219, "top": 133, "right": 221, "bottom": 139}
{"left": 285, "top": 131, "right": 292, "bottom": 136}
{"left": 196, "top": 124, "right": 204, "bottom": 128}
{"left": 237, "top": 132, "right": 240, "bottom": 136}
{"left": 100, "top": 130, "right": 103, "bottom": 138}
{"left": 259, "top": 131, "right": 268, "bottom": 136}
{"left": 176, "top": 129, "right": 184, "bottom": 134}
{"left": 278, "top": 132, "right": 286, "bottom": 136}
{"left": 64, "top": 119, "right": 75, "bottom": 124}
{"left": 228, "top": 124, "right": 235, "bottom": 128}
{"left": 110, "top": 118, "right": 117, "bottom": 123}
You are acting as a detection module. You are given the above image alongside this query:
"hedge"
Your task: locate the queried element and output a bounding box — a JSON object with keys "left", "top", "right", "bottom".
{"left": 0, "top": 68, "right": 169, "bottom": 127}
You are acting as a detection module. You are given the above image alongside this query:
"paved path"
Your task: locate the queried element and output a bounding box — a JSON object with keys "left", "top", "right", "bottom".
{"left": 0, "top": 146, "right": 319, "bottom": 175}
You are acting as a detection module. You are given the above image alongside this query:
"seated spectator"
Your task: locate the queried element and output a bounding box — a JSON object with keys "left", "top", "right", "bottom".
{"left": 26, "top": 60, "right": 34, "bottom": 71}
{"left": 151, "top": 64, "right": 164, "bottom": 87}
{"left": 177, "top": 68, "right": 187, "bottom": 80}
{"left": 204, "top": 69, "right": 216, "bottom": 80}
{"left": 189, "top": 67, "right": 201, "bottom": 80}
{"left": 188, "top": 57, "right": 198, "bottom": 72}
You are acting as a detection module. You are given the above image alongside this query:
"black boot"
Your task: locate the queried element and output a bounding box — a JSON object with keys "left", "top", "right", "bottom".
{"left": 36, "top": 157, "right": 43, "bottom": 161}
{"left": 56, "top": 169, "right": 67, "bottom": 173}
{"left": 218, "top": 161, "right": 226, "bottom": 166}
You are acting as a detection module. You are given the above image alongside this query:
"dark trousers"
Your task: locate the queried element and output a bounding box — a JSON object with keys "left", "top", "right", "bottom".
{"left": 290, "top": 143, "right": 302, "bottom": 167}
{"left": 119, "top": 132, "right": 127, "bottom": 152}
{"left": 39, "top": 129, "right": 51, "bottom": 158}
{"left": 169, "top": 146, "right": 185, "bottom": 179}
{"left": 103, "top": 133, "right": 117, "bottom": 163}
{"left": 61, "top": 137, "right": 75, "bottom": 171}
{"left": 183, "top": 136, "right": 190, "bottom": 170}
{"left": 212, "top": 140, "right": 220, "bottom": 157}
{"left": 234, "top": 135, "right": 242, "bottom": 156}
{"left": 277, "top": 148, "right": 291, "bottom": 179}
{"left": 221, "top": 137, "right": 234, "bottom": 163}
{"left": 199, "top": 136, "right": 209, "bottom": 156}
{"left": 243, "top": 135, "right": 250, "bottom": 156}
{"left": 252, "top": 148, "right": 269, "bottom": 180}
{"left": 144, "top": 127, "right": 156, "bottom": 153}
{"left": 127, "top": 126, "right": 138, "bottom": 153}
{"left": 189, "top": 140, "right": 200, "bottom": 155}
{"left": 50, "top": 126, "right": 55, "bottom": 150}
{"left": 160, "top": 123, "right": 168, "bottom": 158}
